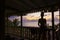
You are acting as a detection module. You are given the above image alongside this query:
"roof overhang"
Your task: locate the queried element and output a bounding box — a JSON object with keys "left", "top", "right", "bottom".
{"left": 5, "top": 0, "right": 60, "bottom": 16}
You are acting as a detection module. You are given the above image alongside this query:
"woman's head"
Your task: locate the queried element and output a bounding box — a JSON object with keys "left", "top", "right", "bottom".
{"left": 41, "top": 12, "right": 44, "bottom": 17}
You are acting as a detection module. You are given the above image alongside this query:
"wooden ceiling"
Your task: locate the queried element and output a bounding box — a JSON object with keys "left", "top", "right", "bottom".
{"left": 5, "top": 0, "right": 60, "bottom": 16}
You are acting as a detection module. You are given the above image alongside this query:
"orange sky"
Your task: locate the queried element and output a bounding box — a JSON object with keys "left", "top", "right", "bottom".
{"left": 24, "top": 15, "right": 52, "bottom": 20}
{"left": 9, "top": 11, "right": 59, "bottom": 21}
{"left": 23, "top": 11, "right": 59, "bottom": 21}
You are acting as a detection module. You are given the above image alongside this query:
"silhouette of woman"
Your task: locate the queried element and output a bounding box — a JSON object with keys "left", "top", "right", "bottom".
{"left": 38, "top": 12, "right": 47, "bottom": 40}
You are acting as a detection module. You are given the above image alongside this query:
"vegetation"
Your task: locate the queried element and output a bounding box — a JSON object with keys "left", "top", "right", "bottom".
{"left": 5, "top": 17, "right": 60, "bottom": 39}
{"left": 12, "top": 19, "right": 18, "bottom": 27}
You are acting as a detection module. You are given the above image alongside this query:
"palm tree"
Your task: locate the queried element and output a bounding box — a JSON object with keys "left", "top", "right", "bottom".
{"left": 13, "top": 19, "right": 18, "bottom": 27}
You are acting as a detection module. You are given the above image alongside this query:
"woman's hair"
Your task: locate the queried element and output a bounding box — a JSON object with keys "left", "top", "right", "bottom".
{"left": 41, "top": 12, "right": 44, "bottom": 17}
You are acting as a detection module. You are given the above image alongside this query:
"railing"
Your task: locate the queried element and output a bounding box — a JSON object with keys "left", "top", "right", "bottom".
{"left": 5, "top": 26, "right": 60, "bottom": 40}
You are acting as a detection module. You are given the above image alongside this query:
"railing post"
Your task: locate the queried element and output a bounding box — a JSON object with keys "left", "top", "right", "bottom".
{"left": 48, "top": 29, "right": 51, "bottom": 40}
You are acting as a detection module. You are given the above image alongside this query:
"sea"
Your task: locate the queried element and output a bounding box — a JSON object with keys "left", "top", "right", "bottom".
{"left": 18, "top": 21, "right": 59, "bottom": 27}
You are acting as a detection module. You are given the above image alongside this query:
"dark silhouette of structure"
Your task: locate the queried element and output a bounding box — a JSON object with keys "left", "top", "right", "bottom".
{"left": 4, "top": 0, "right": 60, "bottom": 40}
{"left": 38, "top": 12, "right": 47, "bottom": 40}
{"left": 56, "top": 23, "right": 60, "bottom": 40}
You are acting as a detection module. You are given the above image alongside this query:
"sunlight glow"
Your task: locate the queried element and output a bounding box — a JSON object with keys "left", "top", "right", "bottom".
{"left": 8, "top": 11, "right": 59, "bottom": 26}
{"left": 25, "top": 16, "right": 40, "bottom": 20}
{"left": 9, "top": 11, "right": 59, "bottom": 21}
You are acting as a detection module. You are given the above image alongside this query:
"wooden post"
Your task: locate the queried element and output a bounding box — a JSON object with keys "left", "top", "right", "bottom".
{"left": 59, "top": 9, "right": 60, "bottom": 27}
{"left": 55, "top": 9, "right": 60, "bottom": 40}
{"left": 21, "top": 14, "right": 23, "bottom": 27}
{"left": 0, "top": 0, "right": 5, "bottom": 40}
{"left": 20, "top": 13, "right": 23, "bottom": 39}
{"left": 52, "top": 11, "right": 55, "bottom": 40}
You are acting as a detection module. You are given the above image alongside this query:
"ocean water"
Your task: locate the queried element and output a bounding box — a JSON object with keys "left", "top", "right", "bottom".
{"left": 23, "top": 21, "right": 39, "bottom": 27}
{"left": 18, "top": 21, "right": 59, "bottom": 27}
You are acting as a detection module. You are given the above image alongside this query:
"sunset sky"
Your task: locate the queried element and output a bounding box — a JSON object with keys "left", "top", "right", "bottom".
{"left": 9, "top": 11, "right": 59, "bottom": 21}
{"left": 8, "top": 11, "right": 59, "bottom": 27}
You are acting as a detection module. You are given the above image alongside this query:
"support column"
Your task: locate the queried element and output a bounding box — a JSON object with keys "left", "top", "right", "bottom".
{"left": 56, "top": 9, "right": 60, "bottom": 40}
{"left": 0, "top": 0, "right": 5, "bottom": 40}
{"left": 21, "top": 14, "right": 23, "bottom": 27}
{"left": 58, "top": 9, "right": 60, "bottom": 40}
{"left": 59, "top": 9, "right": 60, "bottom": 27}
{"left": 52, "top": 11, "right": 55, "bottom": 40}
{"left": 20, "top": 14, "right": 23, "bottom": 38}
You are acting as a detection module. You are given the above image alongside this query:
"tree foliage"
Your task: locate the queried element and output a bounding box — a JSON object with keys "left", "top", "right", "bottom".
{"left": 13, "top": 19, "right": 18, "bottom": 27}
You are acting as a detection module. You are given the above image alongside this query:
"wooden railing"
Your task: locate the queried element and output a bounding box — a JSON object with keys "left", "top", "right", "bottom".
{"left": 5, "top": 26, "right": 59, "bottom": 40}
